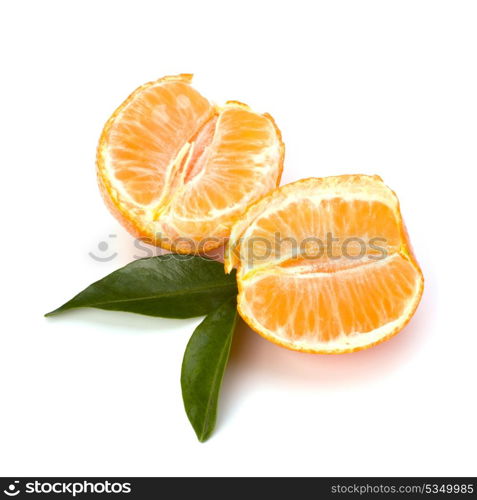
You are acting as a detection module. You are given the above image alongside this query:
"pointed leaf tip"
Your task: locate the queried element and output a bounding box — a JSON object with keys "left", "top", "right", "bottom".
{"left": 46, "top": 255, "right": 237, "bottom": 319}
{"left": 181, "top": 297, "right": 238, "bottom": 442}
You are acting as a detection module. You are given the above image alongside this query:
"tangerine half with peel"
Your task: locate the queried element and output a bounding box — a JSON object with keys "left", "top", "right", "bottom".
{"left": 225, "top": 175, "right": 424, "bottom": 354}
{"left": 97, "top": 74, "right": 284, "bottom": 253}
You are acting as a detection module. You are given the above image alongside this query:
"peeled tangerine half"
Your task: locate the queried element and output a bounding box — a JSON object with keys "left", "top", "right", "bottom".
{"left": 225, "top": 175, "right": 424, "bottom": 354}
{"left": 97, "top": 74, "right": 284, "bottom": 253}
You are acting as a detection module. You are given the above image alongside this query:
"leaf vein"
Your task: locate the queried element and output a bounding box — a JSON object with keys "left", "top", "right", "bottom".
{"left": 73, "top": 282, "right": 236, "bottom": 307}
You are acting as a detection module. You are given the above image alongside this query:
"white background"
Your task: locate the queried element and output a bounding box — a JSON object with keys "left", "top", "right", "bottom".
{"left": 1, "top": 0, "right": 476, "bottom": 477}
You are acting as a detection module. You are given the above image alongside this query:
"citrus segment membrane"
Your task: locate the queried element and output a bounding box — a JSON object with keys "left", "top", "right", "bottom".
{"left": 103, "top": 75, "right": 214, "bottom": 207}
{"left": 227, "top": 175, "right": 423, "bottom": 353}
{"left": 97, "top": 75, "right": 284, "bottom": 253}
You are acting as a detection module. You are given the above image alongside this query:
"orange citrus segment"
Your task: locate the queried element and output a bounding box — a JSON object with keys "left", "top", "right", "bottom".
{"left": 226, "top": 175, "right": 424, "bottom": 354}
{"left": 156, "top": 103, "right": 284, "bottom": 246}
{"left": 97, "top": 75, "right": 284, "bottom": 252}
{"left": 103, "top": 74, "right": 214, "bottom": 207}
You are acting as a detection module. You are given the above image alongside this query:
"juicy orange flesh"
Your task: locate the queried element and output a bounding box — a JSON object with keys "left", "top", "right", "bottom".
{"left": 236, "top": 197, "right": 402, "bottom": 274}
{"left": 170, "top": 107, "right": 281, "bottom": 218}
{"left": 241, "top": 253, "right": 419, "bottom": 342}
{"left": 107, "top": 81, "right": 214, "bottom": 206}
{"left": 104, "top": 80, "right": 282, "bottom": 248}
{"left": 161, "top": 115, "right": 218, "bottom": 206}
{"left": 183, "top": 116, "right": 218, "bottom": 183}
{"left": 235, "top": 189, "right": 421, "bottom": 346}
{"left": 151, "top": 107, "right": 283, "bottom": 251}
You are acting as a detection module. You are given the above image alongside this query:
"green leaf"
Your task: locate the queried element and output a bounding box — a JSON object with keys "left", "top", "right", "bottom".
{"left": 181, "top": 297, "right": 237, "bottom": 442}
{"left": 45, "top": 255, "right": 237, "bottom": 319}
